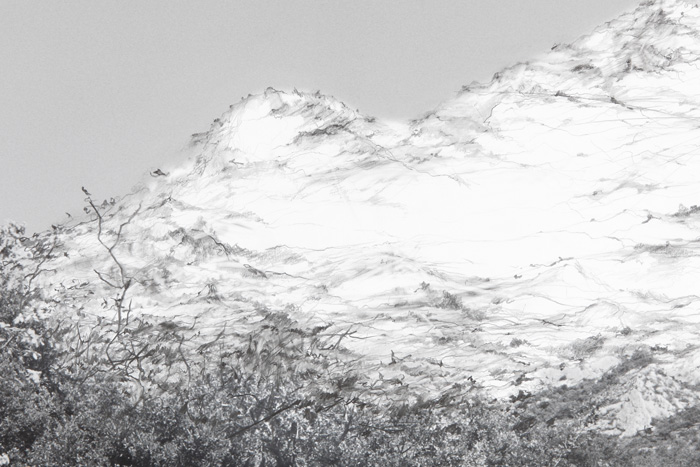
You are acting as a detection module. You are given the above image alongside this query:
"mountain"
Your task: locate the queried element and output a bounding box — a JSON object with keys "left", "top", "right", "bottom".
{"left": 32, "top": 0, "right": 700, "bottom": 440}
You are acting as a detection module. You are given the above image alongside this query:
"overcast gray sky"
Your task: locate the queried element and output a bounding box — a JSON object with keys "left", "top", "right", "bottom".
{"left": 0, "top": 0, "right": 640, "bottom": 233}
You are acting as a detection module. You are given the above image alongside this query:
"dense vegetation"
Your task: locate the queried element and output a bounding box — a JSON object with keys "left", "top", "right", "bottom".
{"left": 1, "top": 224, "right": 699, "bottom": 466}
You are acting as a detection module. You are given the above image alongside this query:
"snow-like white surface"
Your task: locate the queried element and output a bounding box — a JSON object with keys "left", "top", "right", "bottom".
{"left": 39, "top": 0, "right": 700, "bottom": 436}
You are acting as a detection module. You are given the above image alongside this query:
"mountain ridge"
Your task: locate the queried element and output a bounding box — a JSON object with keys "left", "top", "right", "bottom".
{"left": 31, "top": 0, "right": 700, "bottom": 437}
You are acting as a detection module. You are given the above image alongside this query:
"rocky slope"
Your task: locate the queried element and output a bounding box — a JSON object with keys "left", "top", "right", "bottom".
{"left": 37, "top": 0, "right": 700, "bottom": 437}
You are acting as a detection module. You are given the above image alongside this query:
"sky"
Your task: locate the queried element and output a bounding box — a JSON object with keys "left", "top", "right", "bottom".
{"left": 0, "top": 0, "right": 640, "bottom": 233}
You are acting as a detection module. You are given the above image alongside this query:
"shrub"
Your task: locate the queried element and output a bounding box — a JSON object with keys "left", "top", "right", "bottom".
{"left": 3, "top": 222, "right": 699, "bottom": 466}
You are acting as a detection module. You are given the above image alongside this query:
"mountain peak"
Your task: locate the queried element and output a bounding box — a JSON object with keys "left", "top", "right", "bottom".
{"left": 193, "top": 87, "right": 360, "bottom": 150}
{"left": 420, "top": 0, "right": 700, "bottom": 140}
{"left": 179, "top": 87, "right": 376, "bottom": 180}
{"left": 565, "top": 0, "right": 700, "bottom": 71}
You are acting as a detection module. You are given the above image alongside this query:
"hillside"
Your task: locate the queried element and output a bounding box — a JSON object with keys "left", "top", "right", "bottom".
{"left": 6, "top": 0, "right": 700, "bottom": 464}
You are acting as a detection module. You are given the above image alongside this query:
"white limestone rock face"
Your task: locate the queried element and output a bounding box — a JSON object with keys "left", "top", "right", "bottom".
{"left": 38, "top": 0, "right": 700, "bottom": 436}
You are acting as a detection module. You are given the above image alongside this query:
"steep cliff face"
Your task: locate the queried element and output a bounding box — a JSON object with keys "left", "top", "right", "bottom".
{"left": 39, "top": 0, "right": 700, "bottom": 436}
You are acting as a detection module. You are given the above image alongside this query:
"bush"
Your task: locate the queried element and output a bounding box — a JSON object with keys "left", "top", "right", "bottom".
{"left": 3, "top": 223, "right": 699, "bottom": 466}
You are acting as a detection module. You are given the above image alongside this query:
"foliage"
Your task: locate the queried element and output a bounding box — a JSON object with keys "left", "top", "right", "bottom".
{"left": 2, "top": 221, "right": 700, "bottom": 466}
